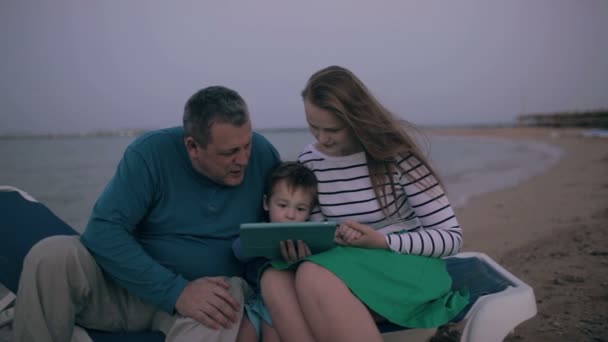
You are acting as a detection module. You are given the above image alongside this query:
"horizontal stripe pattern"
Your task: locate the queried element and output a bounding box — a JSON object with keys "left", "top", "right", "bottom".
{"left": 298, "top": 144, "right": 462, "bottom": 258}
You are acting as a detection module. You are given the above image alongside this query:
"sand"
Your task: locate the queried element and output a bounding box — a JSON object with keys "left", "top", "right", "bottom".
{"left": 2, "top": 126, "right": 607, "bottom": 341}
{"left": 428, "top": 127, "right": 608, "bottom": 341}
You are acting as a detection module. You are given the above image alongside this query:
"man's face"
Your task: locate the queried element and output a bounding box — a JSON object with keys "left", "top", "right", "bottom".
{"left": 186, "top": 120, "right": 253, "bottom": 186}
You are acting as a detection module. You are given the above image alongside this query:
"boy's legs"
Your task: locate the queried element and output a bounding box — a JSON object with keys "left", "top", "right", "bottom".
{"left": 235, "top": 315, "right": 258, "bottom": 342}
{"left": 236, "top": 296, "right": 281, "bottom": 342}
{"left": 261, "top": 321, "right": 281, "bottom": 342}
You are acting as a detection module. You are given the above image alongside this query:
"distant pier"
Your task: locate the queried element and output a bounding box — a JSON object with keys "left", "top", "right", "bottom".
{"left": 517, "top": 110, "right": 608, "bottom": 128}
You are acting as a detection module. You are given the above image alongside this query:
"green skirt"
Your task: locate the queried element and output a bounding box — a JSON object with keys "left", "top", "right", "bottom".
{"left": 271, "top": 246, "right": 469, "bottom": 328}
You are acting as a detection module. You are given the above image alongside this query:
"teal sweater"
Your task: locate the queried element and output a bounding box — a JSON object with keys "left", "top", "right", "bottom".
{"left": 81, "top": 127, "right": 280, "bottom": 313}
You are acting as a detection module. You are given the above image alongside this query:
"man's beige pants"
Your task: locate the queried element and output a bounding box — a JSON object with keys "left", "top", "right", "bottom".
{"left": 13, "top": 235, "right": 250, "bottom": 342}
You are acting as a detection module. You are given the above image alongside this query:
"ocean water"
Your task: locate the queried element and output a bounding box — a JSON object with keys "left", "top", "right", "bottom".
{"left": 0, "top": 128, "right": 562, "bottom": 232}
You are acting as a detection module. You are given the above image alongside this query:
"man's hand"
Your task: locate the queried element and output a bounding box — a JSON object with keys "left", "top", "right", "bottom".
{"left": 175, "top": 277, "right": 240, "bottom": 329}
{"left": 280, "top": 240, "right": 312, "bottom": 263}
{"left": 334, "top": 221, "right": 387, "bottom": 249}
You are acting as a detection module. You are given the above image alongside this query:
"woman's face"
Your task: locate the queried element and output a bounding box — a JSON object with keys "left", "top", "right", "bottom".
{"left": 304, "top": 99, "right": 361, "bottom": 156}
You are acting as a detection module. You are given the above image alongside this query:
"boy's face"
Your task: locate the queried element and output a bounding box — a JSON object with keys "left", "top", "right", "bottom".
{"left": 264, "top": 180, "right": 314, "bottom": 223}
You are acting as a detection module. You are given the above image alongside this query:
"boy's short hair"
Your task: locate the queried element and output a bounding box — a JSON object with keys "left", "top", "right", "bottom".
{"left": 265, "top": 162, "right": 318, "bottom": 206}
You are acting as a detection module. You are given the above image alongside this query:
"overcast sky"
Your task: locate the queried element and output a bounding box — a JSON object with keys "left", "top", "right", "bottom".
{"left": 1, "top": 0, "right": 607, "bottom": 134}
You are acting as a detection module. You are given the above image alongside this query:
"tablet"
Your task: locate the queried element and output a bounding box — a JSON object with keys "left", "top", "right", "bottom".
{"left": 239, "top": 221, "right": 337, "bottom": 259}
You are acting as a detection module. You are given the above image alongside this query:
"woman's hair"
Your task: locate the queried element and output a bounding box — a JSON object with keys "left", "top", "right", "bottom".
{"left": 301, "top": 65, "right": 442, "bottom": 213}
{"left": 265, "top": 161, "right": 318, "bottom": 206}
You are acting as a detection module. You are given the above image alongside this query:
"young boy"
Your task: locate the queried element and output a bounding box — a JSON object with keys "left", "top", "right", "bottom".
{"left": 232, "top": 161, "right": 318, "bottom": 342}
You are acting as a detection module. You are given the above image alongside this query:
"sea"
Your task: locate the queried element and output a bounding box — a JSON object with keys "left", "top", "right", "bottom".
{"left": 0, "top": 128, "right": 562, "bottom": 233}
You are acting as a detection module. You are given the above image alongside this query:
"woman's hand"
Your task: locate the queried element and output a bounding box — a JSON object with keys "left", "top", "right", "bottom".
{"left": 334, "top": 221, "right": 387, "bottom": 249}
{"left": 334, "top": 222, "right": 363, "bottom": 245}
{"left": 280, "top": 240, "right": 312, "bottom": 263}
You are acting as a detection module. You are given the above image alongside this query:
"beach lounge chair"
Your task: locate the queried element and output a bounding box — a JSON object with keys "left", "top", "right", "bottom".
{"left": 0, "top": 186, "right": 537, "bottom": 342}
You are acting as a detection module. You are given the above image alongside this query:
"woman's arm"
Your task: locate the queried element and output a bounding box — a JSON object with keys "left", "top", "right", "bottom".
{"left": 382, "top": 153, "right": 463, "bottom": 257}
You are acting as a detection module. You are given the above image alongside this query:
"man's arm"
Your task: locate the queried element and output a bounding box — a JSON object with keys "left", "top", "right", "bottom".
{"left": 81, "top": 147, "right": 188, "bottom": 313}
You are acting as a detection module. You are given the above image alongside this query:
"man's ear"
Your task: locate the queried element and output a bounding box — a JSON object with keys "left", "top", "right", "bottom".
{"left": 263, "top": 194, "right": 269, "bottom": 211}
{"left": 185, "top": 137, "right": 198, "bottom": 156}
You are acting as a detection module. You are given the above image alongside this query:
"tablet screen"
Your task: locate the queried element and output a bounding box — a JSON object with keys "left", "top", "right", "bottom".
{"left": 239, "top": 221, "right": 337, "bottom": 259}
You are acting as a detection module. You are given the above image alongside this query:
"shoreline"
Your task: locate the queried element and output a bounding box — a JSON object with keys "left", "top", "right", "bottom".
{"left": 427, "top": 127, "right": 608, "bottom": 340}
{"left": 429, "top": 134, "right": 563, "bottom": 210}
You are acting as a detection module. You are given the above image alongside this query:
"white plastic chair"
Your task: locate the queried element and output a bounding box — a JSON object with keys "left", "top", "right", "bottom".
{"left": 452, "top": 252, "right": 537, "bottom": 342}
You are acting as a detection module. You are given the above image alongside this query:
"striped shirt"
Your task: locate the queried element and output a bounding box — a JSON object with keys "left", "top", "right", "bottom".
{"left": 298, "top": 143, "right": 463, "bottom": 258}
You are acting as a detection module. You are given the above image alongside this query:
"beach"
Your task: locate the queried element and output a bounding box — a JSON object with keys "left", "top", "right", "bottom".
{"left": 429, "top": 127, "right": 608, "bottom": 341}
{"left": 2, "top": 126, "right": 607, "bottom": 341}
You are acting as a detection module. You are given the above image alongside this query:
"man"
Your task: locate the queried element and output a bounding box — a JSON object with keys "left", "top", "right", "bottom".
{"left": 13, "top": 86, "right": 281, "bottom": 341}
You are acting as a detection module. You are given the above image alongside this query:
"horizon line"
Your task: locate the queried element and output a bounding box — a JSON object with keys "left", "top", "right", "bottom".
{"left": 0, "top": 123, "right": 522, "bottom": 140}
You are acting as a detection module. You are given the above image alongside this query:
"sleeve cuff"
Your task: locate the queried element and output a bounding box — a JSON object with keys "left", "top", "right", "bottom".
{"left": 163, "top": 275, "right": 189, "bottom": 314}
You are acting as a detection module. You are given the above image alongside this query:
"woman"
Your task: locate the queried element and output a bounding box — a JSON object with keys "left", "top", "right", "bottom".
{"left": 261, "top": 65, "right": 468, "bottom": 342}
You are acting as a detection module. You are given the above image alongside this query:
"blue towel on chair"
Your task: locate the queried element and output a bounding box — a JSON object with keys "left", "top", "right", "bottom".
{"left": 0, "top": 190, "right": 164, "bottom": 342}
{"left": 0, "top": 191, "right": 78, "bottom": 292}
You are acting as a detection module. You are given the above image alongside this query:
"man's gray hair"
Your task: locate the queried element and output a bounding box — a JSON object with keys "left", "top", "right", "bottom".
{"left": 183, "top": 86, "right": 249, "bottom": 147}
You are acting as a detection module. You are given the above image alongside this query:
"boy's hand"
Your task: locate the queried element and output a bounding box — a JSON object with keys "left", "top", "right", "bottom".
{"left": 335, "top": 221, "right": 387, "bottom": 249}
{"left": 280, "top": 240, "right": 311, "bottom": 263}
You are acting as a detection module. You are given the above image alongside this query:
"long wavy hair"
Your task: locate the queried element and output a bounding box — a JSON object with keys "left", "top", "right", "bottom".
{"left": 301, "top": 65, "right": 442, "bottom": 214}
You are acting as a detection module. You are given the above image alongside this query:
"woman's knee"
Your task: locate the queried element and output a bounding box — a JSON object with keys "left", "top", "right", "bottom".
{"left": 294, "top": 262, "right": 335, "bottom": 296}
